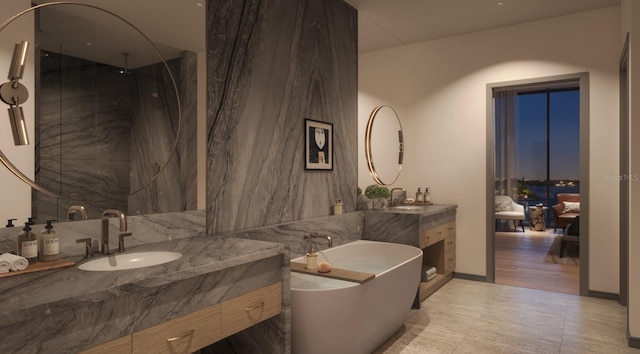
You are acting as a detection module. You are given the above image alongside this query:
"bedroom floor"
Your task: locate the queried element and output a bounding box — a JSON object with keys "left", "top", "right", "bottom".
{"left": 375, "top": 278, "right": 636, "bottom": 353}
{"left": 494, "top": 227, "right": 580, "bottom": 294}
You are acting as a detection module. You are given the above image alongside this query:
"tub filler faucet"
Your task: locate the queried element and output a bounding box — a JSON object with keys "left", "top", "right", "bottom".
{"left": 100, "top": 209, "right": 131, "bottom": 254}
{"left": 304, "top": 233, "right": 333, "bottom": 248}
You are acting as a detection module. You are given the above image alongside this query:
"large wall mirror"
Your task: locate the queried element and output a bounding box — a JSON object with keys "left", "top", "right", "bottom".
{"left": 0, "top": 1, "right": 205, "bottom": 223}
{"left": 364, "top": 105, "right": 404, "bottom": 185}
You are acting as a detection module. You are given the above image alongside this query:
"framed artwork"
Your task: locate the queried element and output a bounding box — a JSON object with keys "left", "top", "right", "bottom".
{"left": 304, "top": 118, "right": 333, "bottom": 170}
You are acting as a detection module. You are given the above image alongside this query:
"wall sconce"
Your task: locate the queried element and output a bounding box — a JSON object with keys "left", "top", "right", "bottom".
{"left": 0, "top": 40, "right": 30, "bottom": 145}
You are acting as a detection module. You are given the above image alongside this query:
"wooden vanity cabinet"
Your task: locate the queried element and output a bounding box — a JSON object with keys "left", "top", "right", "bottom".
{"left": 79, "top": 336, "right": 131, "bottom": 354}
{"left": 80, "top": 282, "right": 282, "bottom": 354}
{"left": 419, "top": 221, "right": 455, "bottom": 301}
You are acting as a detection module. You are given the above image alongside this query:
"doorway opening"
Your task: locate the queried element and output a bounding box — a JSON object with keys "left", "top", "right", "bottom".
{"left": 486, "top": 73, "right": 590, "bottom": 296}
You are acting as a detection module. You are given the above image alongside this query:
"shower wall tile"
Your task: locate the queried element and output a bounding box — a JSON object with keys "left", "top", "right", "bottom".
{"left": 206, "top": 0, "right": 358, "bottom": 235}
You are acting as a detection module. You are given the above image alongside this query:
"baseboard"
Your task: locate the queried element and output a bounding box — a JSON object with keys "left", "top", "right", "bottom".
{"left": 588, "top": 290, "right": 619, "bottom": 301}
{"left": 628, "top": 332, "right": 640, "bottom": 349}
{"left": 453, "top": 272, "right": 487, "bottom": 282}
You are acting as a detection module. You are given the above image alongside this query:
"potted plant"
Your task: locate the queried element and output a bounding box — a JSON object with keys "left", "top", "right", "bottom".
{"left": 363, "top": 184, "right": 390, "bottom": 210}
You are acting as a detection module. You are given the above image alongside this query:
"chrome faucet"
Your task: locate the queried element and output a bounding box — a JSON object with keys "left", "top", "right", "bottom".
{"left": 67, "top": 205, "right": 89, "bottom": 221}
{"left": 304, "top": 233, "right": 333, "bottom": 248}
{"left": 389, "top": 188, "right": 406, "bottom": 207}
{"left": 101, "top": 209, "right": 129, "bottom": 254}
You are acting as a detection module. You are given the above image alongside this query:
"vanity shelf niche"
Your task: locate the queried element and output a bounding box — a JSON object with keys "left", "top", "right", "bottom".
{"left": 419, "top": 220, "right": 456, "bottom": 301}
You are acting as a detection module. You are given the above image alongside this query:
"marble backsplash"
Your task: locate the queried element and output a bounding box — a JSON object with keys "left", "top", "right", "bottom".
{"left": 206, "top": 0, "right": 358, "bottom": 234}
{"left": 0, "top": 210, "right": 206, "bottom": 257}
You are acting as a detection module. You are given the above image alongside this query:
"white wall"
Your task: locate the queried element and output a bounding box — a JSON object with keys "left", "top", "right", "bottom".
{"left": 359, "top": 7, "right": 621, "bottom": 293}
{"left": 622, "top": 0, "right": 640, "bottom": 341}
{"left": 0, "top": 1, "right": 35, "bottom": 224}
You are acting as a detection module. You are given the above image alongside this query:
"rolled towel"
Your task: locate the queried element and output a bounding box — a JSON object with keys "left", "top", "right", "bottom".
{"left": 426, "top": 273, "right": 437, "bottom": 282}
{"left": 421, "top": 266, "right": 437, "bottom": 281}
{"left": 425, "top": 266, "right": 437, "bottom": 277}
{"left": 0, "top": 253, "right": 29, "bottom": 271}
{"left": 0, "top": 258, "right": 9, "bottom": 273}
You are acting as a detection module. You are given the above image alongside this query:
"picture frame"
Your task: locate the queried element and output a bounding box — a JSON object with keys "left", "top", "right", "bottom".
{"left": 304, "top": 118, "right": 333, "bottom": 170}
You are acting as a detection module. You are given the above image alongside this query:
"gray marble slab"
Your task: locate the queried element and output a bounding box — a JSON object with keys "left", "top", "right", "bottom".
{"left": 363, "top": 204, "right": 458, "bottom": 247}
{"left": 0, "top": 236, "right": 286, "bottom": 353}
{"left": 206, "top": 0, "right": 358, "bottom": 235}
{"left": 0, "top": 210, "right": 206, "bottom": 257}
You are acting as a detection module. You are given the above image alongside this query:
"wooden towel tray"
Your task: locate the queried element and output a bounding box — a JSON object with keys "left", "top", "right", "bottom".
{"left": 290, "top": 262, "right": 375, "bottom": 283}
{"left": 0, "top": 258, "right": 75, "bottom": 279}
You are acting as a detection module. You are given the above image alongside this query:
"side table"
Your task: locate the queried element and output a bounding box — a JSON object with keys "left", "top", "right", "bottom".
{"left": 530, "top": 206, "right": 548, "bottom": 231}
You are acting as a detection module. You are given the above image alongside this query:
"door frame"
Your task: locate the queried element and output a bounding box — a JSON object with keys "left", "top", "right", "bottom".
{"left": 485, "top": 72, "right": 590, "bottom": 296}
{"left": 619, "top": 33, "right": 629, "bottom": 307}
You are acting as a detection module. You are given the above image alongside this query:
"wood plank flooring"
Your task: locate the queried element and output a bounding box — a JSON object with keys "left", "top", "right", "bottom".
{"left": 495, "top": 228, "right": 579, "bottom": 294}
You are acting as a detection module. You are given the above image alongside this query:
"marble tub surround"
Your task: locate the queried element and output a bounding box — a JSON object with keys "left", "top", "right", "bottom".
{"left": 220, "top": 212, "right": 364, "bottom": 258}
{"left": 363, "top": 204, "right": 457, "bottom": 246}
{"left": 0, "top": 236, "right": 286, "bottom": 353}
{"left": 0, "top": 209, "right": 206, "bottom": 258}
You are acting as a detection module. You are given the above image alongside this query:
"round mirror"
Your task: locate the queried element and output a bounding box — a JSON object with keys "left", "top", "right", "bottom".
{"left": 364, "top": 105, "right": 403, "bottom": 185}
{"left": 0, "top": 3, "right": 181, "bottom": 209}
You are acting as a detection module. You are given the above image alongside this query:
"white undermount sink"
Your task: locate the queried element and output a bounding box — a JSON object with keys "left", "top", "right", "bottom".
{"left": 78, "top": 251, "right": 182, "bottom": 271}
{"left": 392, "top": 205, "right": 425, "bottom": 210}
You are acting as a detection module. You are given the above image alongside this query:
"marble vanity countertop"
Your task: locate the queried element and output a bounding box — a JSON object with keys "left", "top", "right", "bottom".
{"left": 370, "top": 203, "right": 457, "bottom": 216}
{"left": 0, "top": 235, "right": 286, "bottom": 327}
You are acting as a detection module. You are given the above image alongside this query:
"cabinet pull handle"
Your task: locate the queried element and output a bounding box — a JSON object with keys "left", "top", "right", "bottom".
{"left": 245, "top": 301, "right": 265, "bottom": 311}
{"left": 245, "top": 301, "right": 265, "bottom": 323}
{"left": 167, "top": 329, "right": 195, "bottom": 343}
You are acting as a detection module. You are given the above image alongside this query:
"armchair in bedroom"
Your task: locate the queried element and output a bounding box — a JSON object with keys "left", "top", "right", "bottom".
{"left": 494, "top": 195, "right": 525, "bottom": 232}
{"left": 552, "top": 193, "right": 580, "bottom": 232}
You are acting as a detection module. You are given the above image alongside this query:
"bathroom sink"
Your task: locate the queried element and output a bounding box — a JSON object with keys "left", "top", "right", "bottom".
{"left": 78, "top": 251, "right": 182, "bottom": 271}
{"left": 391, "top": 205, "right": 425, "bottom": 210}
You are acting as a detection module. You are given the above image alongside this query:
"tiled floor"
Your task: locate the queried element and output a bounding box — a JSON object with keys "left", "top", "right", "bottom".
{"left": 375, "top": 279, "right": 638, "bottom": 353}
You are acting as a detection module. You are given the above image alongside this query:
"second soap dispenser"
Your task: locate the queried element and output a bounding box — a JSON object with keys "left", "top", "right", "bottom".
{"left": 18, "top": 222, "right": 38, "bottom": 264}
{"left": 39, "top": 220, "right": 59, "bottom": 262}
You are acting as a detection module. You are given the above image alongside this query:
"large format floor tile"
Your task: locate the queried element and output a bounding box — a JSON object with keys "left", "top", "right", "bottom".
{"left": 376, "top": 279, "right": 638, "bottom": 353}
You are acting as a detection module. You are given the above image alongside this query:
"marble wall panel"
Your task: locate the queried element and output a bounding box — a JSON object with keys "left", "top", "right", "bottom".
{"left": 36, "top": 52, "right": 132, "bottom": 220}
{"left": 35, "top": 50, "right": 198, "bottom": 221}
{"left": 206, "top": 0, "right": 358, "bottom": 234}
{"left": 180, "top": 51, "right": 199, "bottom": 211}
{"left": 128, "top": 58, "right": 186, "bottom": 215}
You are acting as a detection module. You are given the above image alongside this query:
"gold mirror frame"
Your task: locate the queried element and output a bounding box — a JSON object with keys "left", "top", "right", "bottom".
{"left": 0, "top": 1, "right": 181, "bottom": 201}
{"left": 364, "top": 105, "right": 403, "bottom": 186}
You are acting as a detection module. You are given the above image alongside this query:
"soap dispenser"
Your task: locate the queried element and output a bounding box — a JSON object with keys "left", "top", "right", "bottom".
{"left": 17, "top": 222, "right": 37, "bottom": 264}
{"left": 416, "top": 188, "right": 424, "bottom": 203}
{"left": 39, "top": 220, "right": 59, "bottom": 262}
{"left": 424, "top": 188, "right": 431, "bottom": 203}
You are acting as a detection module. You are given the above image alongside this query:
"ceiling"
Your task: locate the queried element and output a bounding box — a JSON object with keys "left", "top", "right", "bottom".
{"left": 344, "top": 0, "right": 621, "bottom": 53}
{"left": 31, "top": 0, "right": 205, "bottom": 68}
{"left": 25, "top": 0, "right": 621, "bottom": 66}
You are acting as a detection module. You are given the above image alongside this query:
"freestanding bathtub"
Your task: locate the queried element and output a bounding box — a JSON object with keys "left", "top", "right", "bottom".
{"left": 290, "top": 240, "right": 423, "bottom": 354}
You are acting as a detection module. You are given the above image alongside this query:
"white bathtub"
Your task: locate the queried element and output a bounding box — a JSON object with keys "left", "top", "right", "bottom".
{"left": 290, "top": 240, "right": 423, "bottom": 354}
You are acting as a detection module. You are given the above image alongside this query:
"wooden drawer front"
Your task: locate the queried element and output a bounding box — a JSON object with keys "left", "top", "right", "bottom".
{"left": 420, "top": 222, "right": 455, "bottom": 248}
{"left": 221, "top": 282, "right": 282, "bottom": 338}
{"left": 444, "top": 222, "right": 455, "bottom": 238}
{"left": 444, "top": 236, "right": 455, "bottom": 273}
{"left": 419, "top": 227, "right": 437, "bottom": 248}
{"left": 80, "top": 335, "right": 131, "bottom": 354}
{"left": 132, "top": 303, "right": 222, "bottom": 354}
